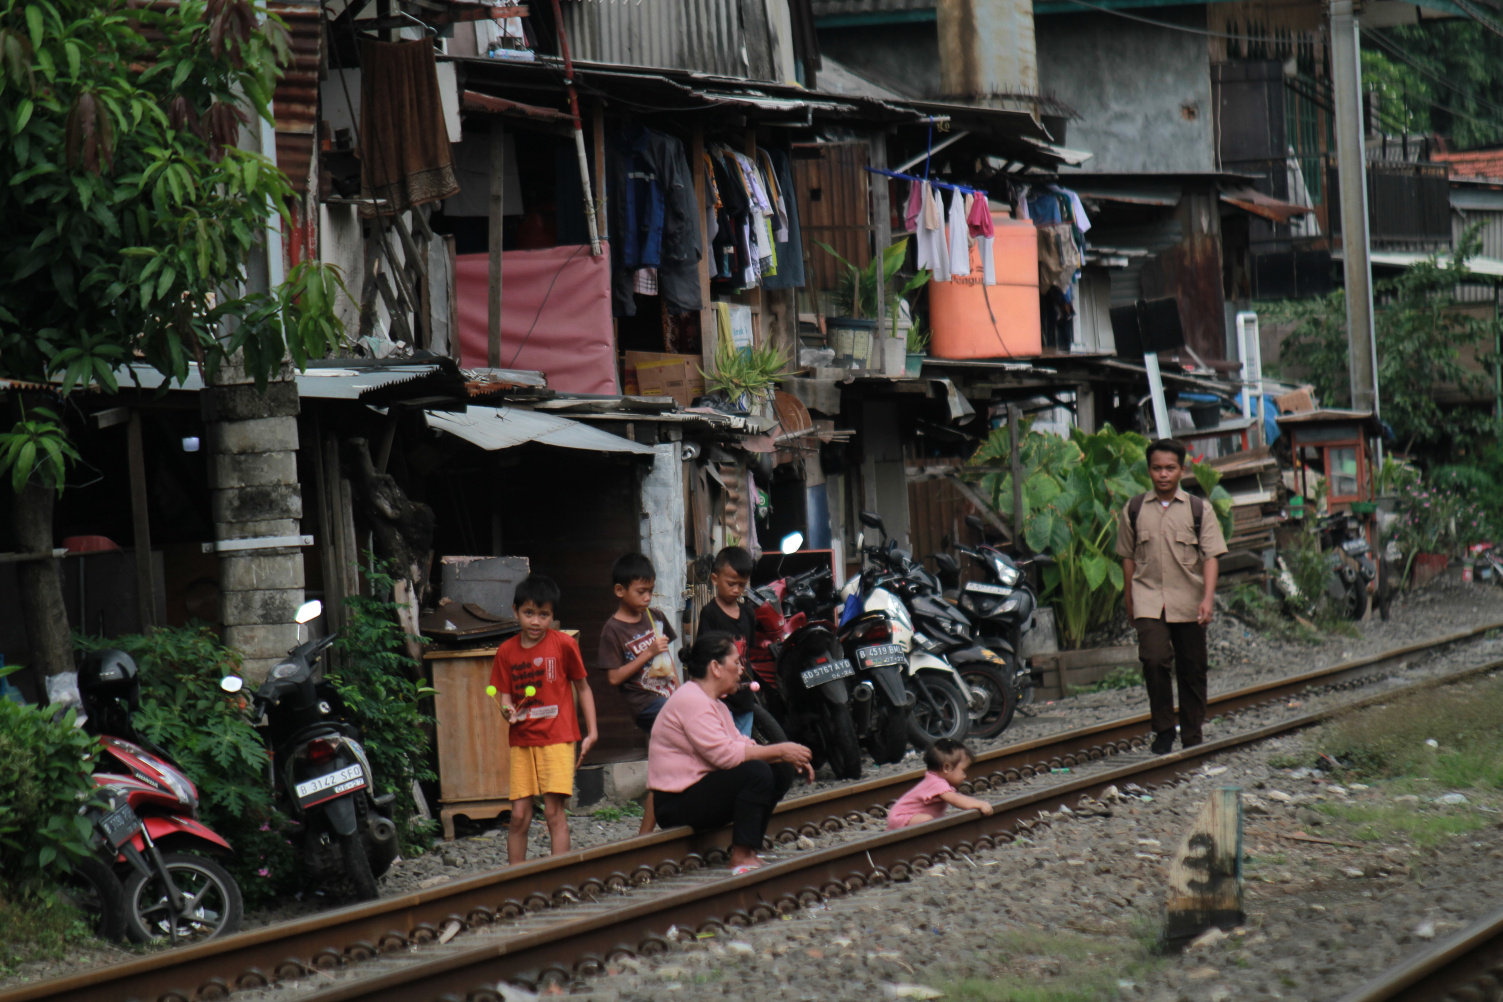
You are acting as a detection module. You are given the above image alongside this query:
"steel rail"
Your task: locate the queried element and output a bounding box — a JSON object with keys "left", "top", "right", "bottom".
{"left": 289, "top": 654, "right": 1503, "bottom": 1002}
{"left": 1336, "top": 904, "right": 1503, "bottom": 1002}
{"left": 5, "top": 621, "right": 1499, "bottom": 1002}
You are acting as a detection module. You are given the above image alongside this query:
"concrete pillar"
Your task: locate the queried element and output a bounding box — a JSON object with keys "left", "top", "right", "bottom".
{"left": 1331, "top": 0, "right": 1379, "bottom": 419}
{"left": 936, "top": 0, "right": 1037, "bottom": 107}
{"left": 205, "top": 356, "right": 305, "bottom": 681}
{"left": 641, "top": 442, "right": 686, "bottom": 668}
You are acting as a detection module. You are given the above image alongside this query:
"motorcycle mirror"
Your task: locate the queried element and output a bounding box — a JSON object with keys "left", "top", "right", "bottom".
{"left": 219, "top": 675, "right": 244, "bottom": 694}
{"left": 779, "top": 531, "right": 804, "bottom": 555}
{"left": 858, "top": 510, "right": 886, "bottom": 532}
{"left": 1032, "top": 553, "right": 1056, "bottom": 566}
{"left": 295, "top": 600, "right": 323, "bottom": 624}
{"left": 965, "top": 514, "right": 985, "bottom": 534}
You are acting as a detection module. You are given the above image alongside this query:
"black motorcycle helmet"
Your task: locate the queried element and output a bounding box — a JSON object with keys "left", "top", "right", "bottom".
{"left": 77, "top": 648, "right": 141, "bottom": 717}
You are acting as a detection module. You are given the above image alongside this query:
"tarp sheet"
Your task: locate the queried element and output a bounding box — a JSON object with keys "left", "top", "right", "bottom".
{"left": 455, "top": 245, "right": 618, "bottom": 394}
{"left": 425, "top": 407, "right": 654, "bottom": 455}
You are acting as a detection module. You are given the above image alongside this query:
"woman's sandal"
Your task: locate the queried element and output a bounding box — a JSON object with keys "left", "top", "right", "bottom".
{"left": 730, "top": 862, "right": 760, "bottom": 876}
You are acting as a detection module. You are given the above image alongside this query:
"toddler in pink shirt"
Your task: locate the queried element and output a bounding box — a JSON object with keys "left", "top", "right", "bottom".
{"left": 886, "top": 739, "right": 995, "bottom": 829}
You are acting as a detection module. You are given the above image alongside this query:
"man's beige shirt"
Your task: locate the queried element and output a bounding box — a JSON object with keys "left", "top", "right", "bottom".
{"left": 1114, "top": 488, "right": 1229, "bottom": 623}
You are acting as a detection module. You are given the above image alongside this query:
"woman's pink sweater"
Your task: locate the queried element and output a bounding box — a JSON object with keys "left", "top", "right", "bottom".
{"left": 647, "top": 681, "right": 756, "bottom": 792}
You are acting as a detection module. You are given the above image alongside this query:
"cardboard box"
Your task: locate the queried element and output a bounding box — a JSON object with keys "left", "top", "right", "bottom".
{"left": 1275, "top": 385, "right": 1317, "bottom": 414}
{"left": 626, "top": 352, "right": 705, "bottom": 407}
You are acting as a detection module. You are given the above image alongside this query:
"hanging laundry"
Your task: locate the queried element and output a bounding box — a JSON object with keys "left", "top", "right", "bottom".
{"left": 916, "top": 183, "right": 950, "bottom": 282}
{"left": 761, "top": 148, "right": 806, "bottom": 291}
{"left": 1048, "top": 185, "right": 1091, "bottom": 235}
{"left": 905, "top": 180, "right": 924, "bottom": 233}
{"left": 947, "top": 190, "right": 970, "bottom": 278}
{"left": 966, "top": 195, "right": 994, "bottom": 239}
{"left": 607, "top": 125, "right": 701, "bottom": 317}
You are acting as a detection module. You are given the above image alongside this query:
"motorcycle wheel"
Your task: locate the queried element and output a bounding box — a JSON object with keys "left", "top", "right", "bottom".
{"left": 1015, "top": 668, "right": 1036, "bottom": 707}
{"left": 958, "top": 662, "right": 1017, "bottom": 739}
{"left": 123, "top": 852, "right": 243, "bottom": 945}
{"left": 1344, "top": 580, "right": 1369, "bottom": 621}
{"left": 57, "top": 856, "right": 128, "bottom": 943}
{"left": 750, "top": 703, "right": 789, "bottom": 745}
{"left": 905, "top": 676, "right": 969, "bottom": 747}
{"left": 820, "top": 701, "right": 863, "bottom": 780}
{"left": 340, "top": 831, "right": 381, "bottom": 902}
{"left": 867, "top": 706, "right": 911, "bottom": 765}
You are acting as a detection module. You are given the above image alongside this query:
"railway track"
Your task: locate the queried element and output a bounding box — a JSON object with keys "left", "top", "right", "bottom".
{"left": 1336, "top": 903, "right": 1503, "bottom": 1002}
{"left": 7, "top": 621, "right": 1502, "bottom": 1002}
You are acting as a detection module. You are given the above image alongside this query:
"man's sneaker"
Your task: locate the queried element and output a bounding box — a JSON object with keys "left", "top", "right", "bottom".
{"left": 1150, "top": 730, "right": 1177, "bottom": 755}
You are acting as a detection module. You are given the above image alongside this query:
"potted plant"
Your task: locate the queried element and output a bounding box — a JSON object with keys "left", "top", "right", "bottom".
{"left": 905, "top": 321, "right": 929, "bottom": 378}
{"left": 816, "top": 238, "right": 930, "bottom": 370}
{"left": 700, "top": 328, "right": 791, "bottom": 414}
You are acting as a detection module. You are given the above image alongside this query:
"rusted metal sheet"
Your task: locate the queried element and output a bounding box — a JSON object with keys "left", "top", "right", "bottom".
{"left": 268, "top": 0, "right": 322, "bottom": 195}
{"left": 559, "top": 0, "right": 773, "bottom": 80}
{"left": 935, "top": 0, "right": 1036, "bottom": 106}
{"left": 1139, "top": 192, "right": 1225, "bottom": 362}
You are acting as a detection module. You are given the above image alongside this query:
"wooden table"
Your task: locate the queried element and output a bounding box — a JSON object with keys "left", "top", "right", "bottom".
{"left": 426, "top": 646, "right": 510, "bottom": 841}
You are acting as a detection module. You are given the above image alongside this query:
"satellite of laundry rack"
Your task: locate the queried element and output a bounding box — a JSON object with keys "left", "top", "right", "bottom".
{"left": 863, "top": 166, "right": 988, "bottom": 199}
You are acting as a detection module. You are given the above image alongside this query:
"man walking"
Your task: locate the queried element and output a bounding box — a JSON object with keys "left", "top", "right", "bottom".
{"left": 1115, "top": 439, "right": 1227, "bottom": 754}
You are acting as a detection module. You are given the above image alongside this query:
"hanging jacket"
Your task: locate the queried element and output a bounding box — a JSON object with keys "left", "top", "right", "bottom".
{"left": 608, "top": 125, "right": 702, "bottom": 316}
{"left": 761, "top": 148, "right": 805, "bottom": 290}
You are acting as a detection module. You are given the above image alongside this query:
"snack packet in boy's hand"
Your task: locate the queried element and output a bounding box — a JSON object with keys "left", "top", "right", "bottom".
{"left": 645, "top": 612, "right": 678, "bottom": 680}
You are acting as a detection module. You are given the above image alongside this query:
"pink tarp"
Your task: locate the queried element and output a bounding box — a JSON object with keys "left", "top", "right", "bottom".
{"left": 455, "top": 245, "right": 618, "bottom": 394}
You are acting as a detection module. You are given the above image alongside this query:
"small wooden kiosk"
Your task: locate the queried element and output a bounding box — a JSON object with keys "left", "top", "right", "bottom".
{"left": 1275, "top": 409, "right": 1383, "bottom": 513}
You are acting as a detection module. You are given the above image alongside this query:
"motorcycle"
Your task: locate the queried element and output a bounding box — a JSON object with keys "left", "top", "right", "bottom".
{"left": 948, "top": 513, "right": 1051, "bottom": 710}
{"left": 220, "top": 600, "right": 399, "bottom": 901}
{"left": 1319, "top": 511, "right": 1376, "bottom": 621}
{"left": 77, "top": 649, "right": 244, "bottom": 944}
{"left": 836, "top": 605, "right": 916, "bottom": 764}
{"left": 842, "top": 512, "right": 971, "bottom": 747}
{"left": 746, "top": 563, "right": 863, "bottom": 780}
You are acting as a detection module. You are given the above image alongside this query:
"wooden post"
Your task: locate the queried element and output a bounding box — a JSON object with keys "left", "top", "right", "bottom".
{"left": 126, "top": 410, "right": 156, "bottom": 631}
{"left": 1008, "top": 402, "right": 1024, "bottom": 552}
{"left": 1165, "top": 787, "right": 1245, "bottom": 943}
{"left": 488, "top": 123, "right": 505, "bottom": 368}
{"left": 692, "top": 127, "right": 717, "bottom": 376}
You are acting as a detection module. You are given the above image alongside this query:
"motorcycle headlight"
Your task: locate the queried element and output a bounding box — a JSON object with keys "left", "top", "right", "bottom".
{"left": 998, "top": 598, "right": 1020, "bottom": 614}
{"left": 998, "top": 564, "right": 1021, "bottom": 587}
{"left": 271, "top": 661, "right": 300, "bottom": 679}
{"left": 157, "top": 766, "right": 197, "bottom": 812}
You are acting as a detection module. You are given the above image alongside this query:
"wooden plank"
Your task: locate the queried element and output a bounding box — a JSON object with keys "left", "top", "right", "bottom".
{"left": 488, "top": 123, "right": 505, "bottom": 368}
{"left": 1165, "top": 788, "right": 1245, "bottom": 942}
{"left": 126, "top": 410, "right": 156, "bottom": 631}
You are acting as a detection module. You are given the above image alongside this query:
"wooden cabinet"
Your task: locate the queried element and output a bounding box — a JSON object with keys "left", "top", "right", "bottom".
{"left": 427, "top": 647, "right": 509, "bottom": 840}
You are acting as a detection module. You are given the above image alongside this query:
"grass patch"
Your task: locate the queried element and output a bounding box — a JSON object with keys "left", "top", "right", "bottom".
{"left": 591, "top": 800, "right": 645, "bottom": 823}
{"left": 0, "top": 891, "right": 96, "bottom": 973}
{"left": 1311, "top": 802, "right": 1489, "bottom": 849}
{"left": 1316, "top": 676, "right": 1503, "bottom": 787}
{"left": 938, "top": 927, "right": 1159, "bottom": 1002}
{"left": 1068, "top": 666, "right": 1142, "bottom": 696}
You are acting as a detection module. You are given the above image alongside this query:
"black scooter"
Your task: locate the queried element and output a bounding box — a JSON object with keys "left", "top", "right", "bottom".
{"left": 220, "top": 601, "right": 398, "bottom": 901}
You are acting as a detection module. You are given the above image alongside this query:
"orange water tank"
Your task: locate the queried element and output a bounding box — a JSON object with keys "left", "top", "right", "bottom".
{"left": 929, "top": 214, "right": 1040, "bottom": 360}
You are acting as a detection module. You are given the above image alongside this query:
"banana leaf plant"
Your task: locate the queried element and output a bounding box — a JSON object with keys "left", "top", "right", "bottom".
{"left": 816, "top": 237, "right": 930, "bottom": 337}
{"left": 970, "top": 423, "right": 1234, "bottom": 648}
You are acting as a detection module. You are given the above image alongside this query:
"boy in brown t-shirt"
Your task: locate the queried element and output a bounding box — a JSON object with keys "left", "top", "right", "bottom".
{"left": 598, "top": 552, "right": 678, "bottom": 835}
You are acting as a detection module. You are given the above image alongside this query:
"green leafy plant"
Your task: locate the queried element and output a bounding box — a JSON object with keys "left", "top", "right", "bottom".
{"left": 1184, "top": 457, "right": 1235, "bottom": 541}
{"left": 701, "top": 331, "right": 790, "bottom": 406}
{"left": 816, "top": 237, "right": 930, "bottom": 335}
{"left": 970, "top": 421, "right": 1151, "bottom": 649}
{"left": 76, "top": 626, "right": 297, "bottom": 907}
{"left": 906, "top": 319, "right": 930, "bottom": 356}
{"left": 331, "top": 561, "right": 438, "bottom": 855}
{"left": 0, "top": 689, "right": 99, "bottom": 892}
{"left": 0, "top": 404, "right": 79, "bottom": 495}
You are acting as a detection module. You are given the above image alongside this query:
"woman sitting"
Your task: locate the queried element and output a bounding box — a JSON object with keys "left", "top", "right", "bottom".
{"left": 647, "top": 632, "right": 814, "bottom": 874}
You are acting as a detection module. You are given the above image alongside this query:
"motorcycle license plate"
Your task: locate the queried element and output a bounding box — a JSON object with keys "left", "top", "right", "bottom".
{"left": 801, "top": 658, "right": 854, "bottom": 688}
{"left": 1341, "top": 538, "right": 1370, "bottom": 555}
{"left": 295, "top": 764, "right": 366, "bottom": 806}
{"left": 98, "top": 804, "right": 142, "bottom": 847}
{"left": 856, "top": 644, "right": 906, "bottom": 668}
{"left": 964, "top": 581, "right": 1010, "bottom": 596}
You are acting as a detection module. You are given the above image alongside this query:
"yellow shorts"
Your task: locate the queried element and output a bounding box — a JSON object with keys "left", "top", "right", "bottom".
{"left": 509, "top": 742, "right": 575, "bottom": 800}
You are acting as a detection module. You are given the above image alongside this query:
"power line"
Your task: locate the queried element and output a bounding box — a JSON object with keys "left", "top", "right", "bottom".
{"left": 1051, "top": 0, "right": 1254, "bottom": 40}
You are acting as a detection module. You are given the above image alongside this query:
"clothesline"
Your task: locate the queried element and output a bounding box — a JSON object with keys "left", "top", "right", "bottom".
{"left": 864, "top": 166, "right": 987, "bottom": 199}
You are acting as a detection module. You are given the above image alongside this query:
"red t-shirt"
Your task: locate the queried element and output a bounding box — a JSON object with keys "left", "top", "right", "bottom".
{"left": 489, "top": 630, "right": 587, "bottom": 748}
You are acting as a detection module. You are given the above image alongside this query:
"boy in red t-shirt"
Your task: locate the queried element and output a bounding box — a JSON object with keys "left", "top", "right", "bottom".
{"left": 490, "top": 574, "right": 598, "bottom": 864}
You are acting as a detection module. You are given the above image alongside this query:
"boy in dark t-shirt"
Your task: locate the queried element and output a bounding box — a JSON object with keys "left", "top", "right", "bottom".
{"left": 697, "top": 546, "right": 757, "bottom": 735}
{"left": 597, "top": 552, "right": 678, "bottom": 835}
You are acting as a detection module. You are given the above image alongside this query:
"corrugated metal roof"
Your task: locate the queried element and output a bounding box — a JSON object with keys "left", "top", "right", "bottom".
{"left": 268, "top": 0, "right": 322, "bottom": 194}
{"left": 560, "top": 0, "right": 772, "bottom": 81}
{"left": 425, "top": 407, "right": 656, "bottom": 454}
{"left": 1331, "top": 248, "right": 1503, "bottom": 279}
{"left": 122, "top": 362, "right": 549, "bottom": 399}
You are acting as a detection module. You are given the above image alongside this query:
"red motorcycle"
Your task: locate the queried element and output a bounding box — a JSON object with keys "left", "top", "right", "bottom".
{"left": 80, "top": 650, "right": 243, "bottom": 944}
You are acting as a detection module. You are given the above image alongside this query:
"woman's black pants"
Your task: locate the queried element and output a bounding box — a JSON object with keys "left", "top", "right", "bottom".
{"left": 653, "top": 760, "right": 795, "bottom": 849}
